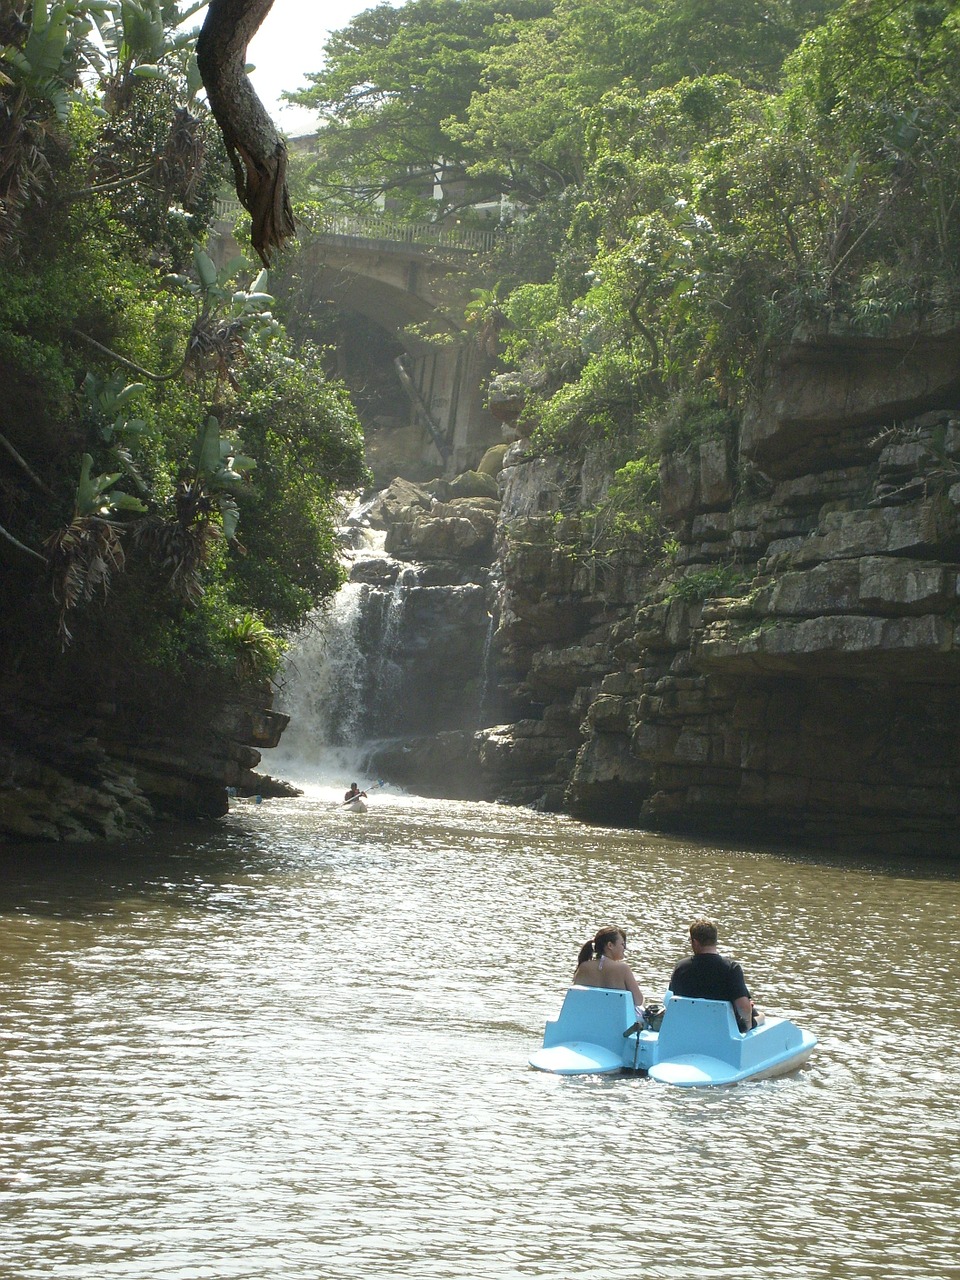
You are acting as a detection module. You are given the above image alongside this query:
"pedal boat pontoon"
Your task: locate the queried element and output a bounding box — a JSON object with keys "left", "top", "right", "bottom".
{"left": 529, "top": 986, "right": 817, "bottom": 1087}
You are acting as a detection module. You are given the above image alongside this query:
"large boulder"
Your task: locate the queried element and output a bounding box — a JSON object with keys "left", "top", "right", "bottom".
{"left": 477, "top": 443, "right": 509, "bottom": 477}
{"left": 444, "top": 468, "right": 499, "bottom": 500}
{"left": 385, "top": 499, "right": 498, "bottom": 560}
{"left": 359, "top": 477, "right": 434, "bottom": 530}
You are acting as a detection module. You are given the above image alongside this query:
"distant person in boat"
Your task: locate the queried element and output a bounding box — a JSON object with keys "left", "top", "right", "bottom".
{"left": 344, "top": 783, "right": 367, "bottom": 804}
{"left": 668, "top": 917, "right": 764, "bottom": 1032}
{"left": 572, "top": 926, "right": 644, "bottom": 1010}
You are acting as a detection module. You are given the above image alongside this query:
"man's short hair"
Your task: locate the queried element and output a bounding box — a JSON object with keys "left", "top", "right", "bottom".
{"left": 689, "top": 917, "right": 718, "bottom": 947}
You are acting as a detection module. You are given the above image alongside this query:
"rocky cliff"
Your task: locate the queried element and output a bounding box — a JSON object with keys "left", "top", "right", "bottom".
{"left": 0, "top": 676, "right": 290, "bottom": 842}
{"left": 474, "top": 323, "right": 960, "bottom": 857}
{"left": 8, "top": 321, "right": 960, "bottom": 857}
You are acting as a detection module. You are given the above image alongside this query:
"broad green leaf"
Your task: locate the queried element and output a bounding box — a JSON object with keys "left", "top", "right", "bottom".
{"left": 185, "top": 51, "right": 203, "bottom": 100}
{"left": 114, "top": 382, "right": 147, "bottom": 408}
{"left": 115, "top": 446, "right": 149, "bottom": 494}
{"left": 91, "top": 470, "right": 122, "bottom": 496}
{"left": 193, "top": 246, "right": 218, "bottom": 290}
{"left": 120, "top": 0, "right": 165, "bottom": 59}
{"left": 75, "top": 453, "right": 96, "bottom": 515}
{"left": 107, "top": 492, "right": 147, "bottom": 512}
{"left": 195, "top": 415, "right": 222, "bottom": 476}
{"left": 216, "top": 254, "right": 247, "bottom": 285}
{"left": 218, "top": 495, "right": 240, "bottom": 541}
{"left": 35, "top": 75, "right": 70, "bottom": 120}
{"left": 24, "top": 2, "right": 71, "bottom": 79}
{"left": 162, "top": 271, "right": 198, "bottom": 294}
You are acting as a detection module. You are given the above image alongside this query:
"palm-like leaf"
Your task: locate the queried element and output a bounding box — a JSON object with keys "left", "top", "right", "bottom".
{"left": 43, "top": 514, "right": 126, "bottom": 646}
{"left": 1, "top": 0, "right": 79, "bottom": 252}
{"left": 131, "top": 474, "right": 225, "bottom": 603}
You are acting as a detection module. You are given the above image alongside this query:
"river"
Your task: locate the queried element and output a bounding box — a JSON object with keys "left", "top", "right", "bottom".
{"left": 0, "top": 784, "right": 958, "bottom": 1279}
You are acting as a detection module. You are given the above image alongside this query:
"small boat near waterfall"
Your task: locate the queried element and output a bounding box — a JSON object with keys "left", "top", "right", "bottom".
{"left": 226, "top": 788, "right": 263, "bottom": 807}
{"left": 529, "top": 987, "right": 817, "bottom": 1087}
{"left": 343, "top": 796, "right": 367, "bottom": 812}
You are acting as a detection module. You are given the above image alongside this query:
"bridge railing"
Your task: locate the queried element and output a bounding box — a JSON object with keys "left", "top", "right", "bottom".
{"left": 318, "top": 213, "right": 499, "bottom": 252}
{"left": 212, "top": 200, "right": 499, "bottom": 253}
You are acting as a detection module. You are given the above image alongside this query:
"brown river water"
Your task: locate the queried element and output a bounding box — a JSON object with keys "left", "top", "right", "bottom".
{"left": 0, "top": 786, "right": 958, "bottom": 1279}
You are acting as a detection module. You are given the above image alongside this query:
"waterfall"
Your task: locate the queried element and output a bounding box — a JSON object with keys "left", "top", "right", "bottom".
{"left": 370, "top": 565, "right": 419, "bottom": 715}
{"left": 263, "top": 582, "right": 373, "bottom": 786}
{"left": 477, "top": 604, "right": 498, "bottom": 729}
{"left": 261, "top": 528, "right": 495, "bottom": 795}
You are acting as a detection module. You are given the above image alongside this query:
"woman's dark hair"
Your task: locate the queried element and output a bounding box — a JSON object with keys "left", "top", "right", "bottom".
{"left": 575, "top": 925, "right": 625, "bottom": 970}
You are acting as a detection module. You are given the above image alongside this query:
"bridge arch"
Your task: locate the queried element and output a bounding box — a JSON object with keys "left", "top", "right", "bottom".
{"left": 212, "top": 207, "right": 505, "bottom": 481}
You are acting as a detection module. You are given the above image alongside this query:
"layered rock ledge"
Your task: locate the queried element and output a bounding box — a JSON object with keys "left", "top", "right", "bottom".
{"left": 479, "top": 326, "right": 960, "bottom": 857}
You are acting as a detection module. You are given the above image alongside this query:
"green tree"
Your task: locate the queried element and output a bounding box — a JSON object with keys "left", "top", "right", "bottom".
{"left": 445, "top": 0, "right": 839, "bottom": 205}
{"left": 615, "top": 0, "right": 838, "bottom": 92}
{"left": 227, "top": 340, "right": 369, "bottom": 629}
{"left": 287, "top": 0, "right": 552, "bottom": 213}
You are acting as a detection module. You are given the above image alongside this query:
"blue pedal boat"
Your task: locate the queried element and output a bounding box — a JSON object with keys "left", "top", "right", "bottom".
{"left": 528, "top": 987, "right": 817, "bottom": 1087}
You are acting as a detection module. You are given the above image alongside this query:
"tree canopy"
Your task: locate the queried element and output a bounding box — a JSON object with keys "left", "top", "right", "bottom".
{"left": 289, "top": 0, "right": 553, "bottom": 212}
{"left": 291, "top": 0, "right": 838, "bottom": 211}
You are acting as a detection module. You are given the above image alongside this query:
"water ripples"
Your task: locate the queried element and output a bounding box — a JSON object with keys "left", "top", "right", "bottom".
{"left": 0, "top": 795, "right": 958, "bottom": 1278}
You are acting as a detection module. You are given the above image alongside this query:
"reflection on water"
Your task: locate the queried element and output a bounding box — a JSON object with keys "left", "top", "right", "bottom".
{"left": 0, "top": 788, "right": 958, "bottom": 1279}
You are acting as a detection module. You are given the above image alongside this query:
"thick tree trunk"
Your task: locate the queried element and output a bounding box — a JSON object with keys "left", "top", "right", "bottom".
{"left": 196, "top": 0, "right": 295, "bottom": 265}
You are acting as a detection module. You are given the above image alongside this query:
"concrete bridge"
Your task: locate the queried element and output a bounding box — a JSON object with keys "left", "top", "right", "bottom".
{"left": 212, "top": 204, "right": 505, "bottom": 478}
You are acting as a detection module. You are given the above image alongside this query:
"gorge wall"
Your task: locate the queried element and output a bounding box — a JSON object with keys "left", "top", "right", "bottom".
{"left": 372, "top": 322, "right": 960, "bottom": 858}
{"left": 6, "top": 321, "right": 960, "bottom": 858}
{"left": 0, "top": 671, "right": 289, "bottom": 842}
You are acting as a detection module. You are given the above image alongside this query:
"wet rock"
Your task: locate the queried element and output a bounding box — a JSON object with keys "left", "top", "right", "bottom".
{"left": 367, "top": 731, "right": 486, "bottom": 800}
{"left": 360, "top": 477, "right": 434, "bottom": 530}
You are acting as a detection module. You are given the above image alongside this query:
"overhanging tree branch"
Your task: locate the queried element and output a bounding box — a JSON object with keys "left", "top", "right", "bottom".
{"left": 0, "top": 429, "right": 57, "bottom": 497}
{"left": 69, "top": 329, "right": 187, "bottom": 383}
{"left": 0, "top": 522, "right": 46, "bottom": 565}
{"left": 196, "top": 0, "right": 296, "bottom": 266}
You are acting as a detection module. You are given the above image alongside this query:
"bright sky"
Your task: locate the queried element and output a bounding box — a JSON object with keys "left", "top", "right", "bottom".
{"left": 244, "top": 0, "right": 390, "bottom": 136}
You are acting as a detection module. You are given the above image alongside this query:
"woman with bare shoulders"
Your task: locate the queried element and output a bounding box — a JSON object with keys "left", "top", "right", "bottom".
{"left": 573, "top": 925, "right": 644, "bottom": 1010}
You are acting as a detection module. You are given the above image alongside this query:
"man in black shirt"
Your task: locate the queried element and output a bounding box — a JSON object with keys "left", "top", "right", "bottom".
{"left": 669, "top": 918, "right": 764, "bottom": 1032}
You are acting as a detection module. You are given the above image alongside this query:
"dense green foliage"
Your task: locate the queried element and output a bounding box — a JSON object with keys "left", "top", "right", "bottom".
{"left": 294, "top": 0, "right": 837, "bottom": 210}
{"left": 229, "top": 341, "right": 369, "bottom": 625}
{"left": 0, "top": 1, "right": 367, "bottom": 703}
{"left": 491, "top": 0, "right": 960, "bottom": 455}
{"left": 296, "top": 0, "right": 960, "bottom": 570}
